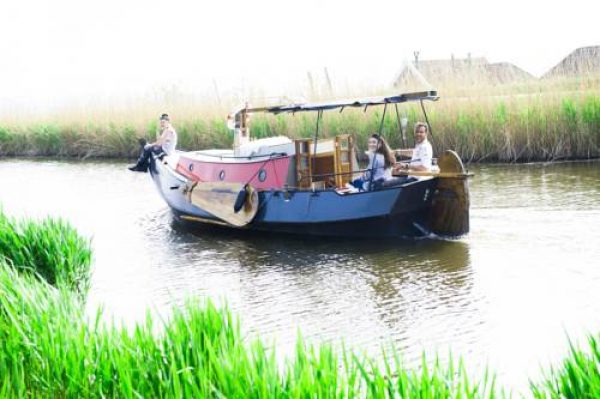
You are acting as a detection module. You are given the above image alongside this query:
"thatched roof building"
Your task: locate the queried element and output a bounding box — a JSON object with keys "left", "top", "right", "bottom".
{"left": 543, "top": 46, "right": 600, "bottom": 78}
{"left": 393, "top": 55, "right": 534, "bottom": 90}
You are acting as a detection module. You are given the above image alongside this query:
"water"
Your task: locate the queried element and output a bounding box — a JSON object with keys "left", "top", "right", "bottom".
{"left": 1, "top": 158, "right": 599, "bottom": 393}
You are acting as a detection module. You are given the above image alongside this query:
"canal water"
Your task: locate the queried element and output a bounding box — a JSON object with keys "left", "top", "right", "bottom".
{"left": 1, "top": 159, "right": 599, "bottom": 393}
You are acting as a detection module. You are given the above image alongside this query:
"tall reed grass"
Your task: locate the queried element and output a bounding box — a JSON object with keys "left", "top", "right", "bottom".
{"left": 0, "top": 80, "right": 599, "bottom": 162}
{"left": 248, "top": 92, "right": 600, "bottom": 162}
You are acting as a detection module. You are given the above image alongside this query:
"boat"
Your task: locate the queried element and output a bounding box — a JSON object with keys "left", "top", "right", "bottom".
{"left": 147, "top": 90, "right": 471, "bottom": 238}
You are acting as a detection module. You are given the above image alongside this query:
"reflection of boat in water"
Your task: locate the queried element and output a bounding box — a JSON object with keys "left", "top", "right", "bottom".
{"left": 149, "top": 91, "right": 471, "bottom": 238}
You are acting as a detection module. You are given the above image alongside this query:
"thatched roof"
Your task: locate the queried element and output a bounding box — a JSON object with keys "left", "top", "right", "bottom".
{"left": 543, "top": 46, "right": 600, "bottom": 78}
{"left": 393, "top": 57, "right": 534, "bottom": 89}
{"left": 485, "top": 62, "right": 536, "bottom": 84}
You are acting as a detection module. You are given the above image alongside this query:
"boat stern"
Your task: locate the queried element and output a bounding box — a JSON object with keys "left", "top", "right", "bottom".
{"left": 429, "top": 150, "right": 471, "bottom": 237}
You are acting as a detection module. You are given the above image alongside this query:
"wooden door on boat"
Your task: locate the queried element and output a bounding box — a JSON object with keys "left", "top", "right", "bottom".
{"left": 333, "top": 134, "right": 354, "bottom": 188}
{"left": 295, "top": 139, "right": 313, "bottom": 188}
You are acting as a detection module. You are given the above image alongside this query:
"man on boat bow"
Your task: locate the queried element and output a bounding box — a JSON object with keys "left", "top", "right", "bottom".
{"left": 128, "top": 113, "right": 178, "bottom": 172}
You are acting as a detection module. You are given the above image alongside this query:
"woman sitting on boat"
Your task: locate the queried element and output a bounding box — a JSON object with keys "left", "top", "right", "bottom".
{"left": 350, "top": 133, "right": 395, "bottom": 191}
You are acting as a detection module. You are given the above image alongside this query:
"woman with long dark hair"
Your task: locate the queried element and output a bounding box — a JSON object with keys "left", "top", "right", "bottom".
{"left": 350, "top": 133, "right": 395, "bottom": 191}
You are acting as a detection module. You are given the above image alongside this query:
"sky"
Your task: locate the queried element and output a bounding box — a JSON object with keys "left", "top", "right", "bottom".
{"left": 1, "top": 0, "right": 599, "bottom": 114}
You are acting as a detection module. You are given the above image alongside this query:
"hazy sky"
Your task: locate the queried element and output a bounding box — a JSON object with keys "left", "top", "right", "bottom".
{"left": 1, "top": 0, "right": 598, "bottom": 113}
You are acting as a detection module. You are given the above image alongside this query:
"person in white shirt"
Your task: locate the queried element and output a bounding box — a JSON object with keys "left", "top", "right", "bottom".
{"left": 128, "top": 113, "right": 178, "bottom": 172}
{"left": 393, "top": 122, "right": 433, "bottom": 180}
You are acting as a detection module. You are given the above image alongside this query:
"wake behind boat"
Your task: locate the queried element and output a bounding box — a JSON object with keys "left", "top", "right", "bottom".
{"left": 147, "top": 91, "right": 471, "bottom": 238}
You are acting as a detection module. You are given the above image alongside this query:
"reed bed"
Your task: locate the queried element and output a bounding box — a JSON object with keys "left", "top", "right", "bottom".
{"left": 248, "top": 92, "right": 600, "bottom": 162}
{"left": 1, "top": 80, "right": 599, "bottom": 162}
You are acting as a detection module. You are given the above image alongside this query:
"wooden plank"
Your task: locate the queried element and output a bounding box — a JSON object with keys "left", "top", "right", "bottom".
{"left": 187, "top": 182, "right": 259, "bottom": 227}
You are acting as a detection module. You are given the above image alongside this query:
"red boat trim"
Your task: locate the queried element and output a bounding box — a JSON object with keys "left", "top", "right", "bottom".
{"left": 176, "top": 155, "right": 291, "bottom": 190}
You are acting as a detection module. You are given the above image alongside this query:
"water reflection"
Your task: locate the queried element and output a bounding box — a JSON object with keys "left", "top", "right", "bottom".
{"left": 143, "top": 214, "right": 478, "bottom": 364}
{"left": 165, "top": 219, "right": 473, "bottom": 309}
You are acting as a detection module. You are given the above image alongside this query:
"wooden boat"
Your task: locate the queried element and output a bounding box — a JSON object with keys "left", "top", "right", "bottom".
{"left": 148, "top": 91, "right": 471, "bottom": 238}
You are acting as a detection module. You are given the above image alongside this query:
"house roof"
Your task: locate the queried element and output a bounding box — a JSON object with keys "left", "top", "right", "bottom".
{"left": 393, "top": 57, "right": 534, "bottom": 89}
{"left": 543, "top": 46, "right": 600, "bottom": 78}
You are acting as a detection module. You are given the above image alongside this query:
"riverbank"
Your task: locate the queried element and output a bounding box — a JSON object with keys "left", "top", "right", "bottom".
{"left": 1, "top": 209, "right": 599, "bottom": 397}
{"left": 0, "top": 86, "right": 598, "bottom": 162}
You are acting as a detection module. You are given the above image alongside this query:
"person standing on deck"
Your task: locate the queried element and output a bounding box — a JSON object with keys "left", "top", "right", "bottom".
{"left": 128, "top": 113, "right": 178, "bottom": 172}
{"left": 393, "top": 122, "right": 432, "bottom": 178}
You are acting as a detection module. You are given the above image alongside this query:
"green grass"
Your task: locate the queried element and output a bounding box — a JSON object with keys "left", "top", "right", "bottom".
{"left": 531, "top": 335, "right": 600, "bottom": 399}
{"left": 0, "top": 209, "right": 92, "bottom": 295}
{"left": 0, "top": 210, "right": 599, "bottom": 398}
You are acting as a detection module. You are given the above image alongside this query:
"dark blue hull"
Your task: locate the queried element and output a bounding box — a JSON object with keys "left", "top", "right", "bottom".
{"left": 150, "top": 158, "right": 439, "bottom": 238}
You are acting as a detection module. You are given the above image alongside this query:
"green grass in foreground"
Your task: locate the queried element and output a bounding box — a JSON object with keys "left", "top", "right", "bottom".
{"left": 531, "top": 335, "right": 600, "bottom": 399}
{"left": 0, "top": 209, "right": 92, "bottom": 295}
{"left": 0, "top": 210, "right": 599, "bottom": 397}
